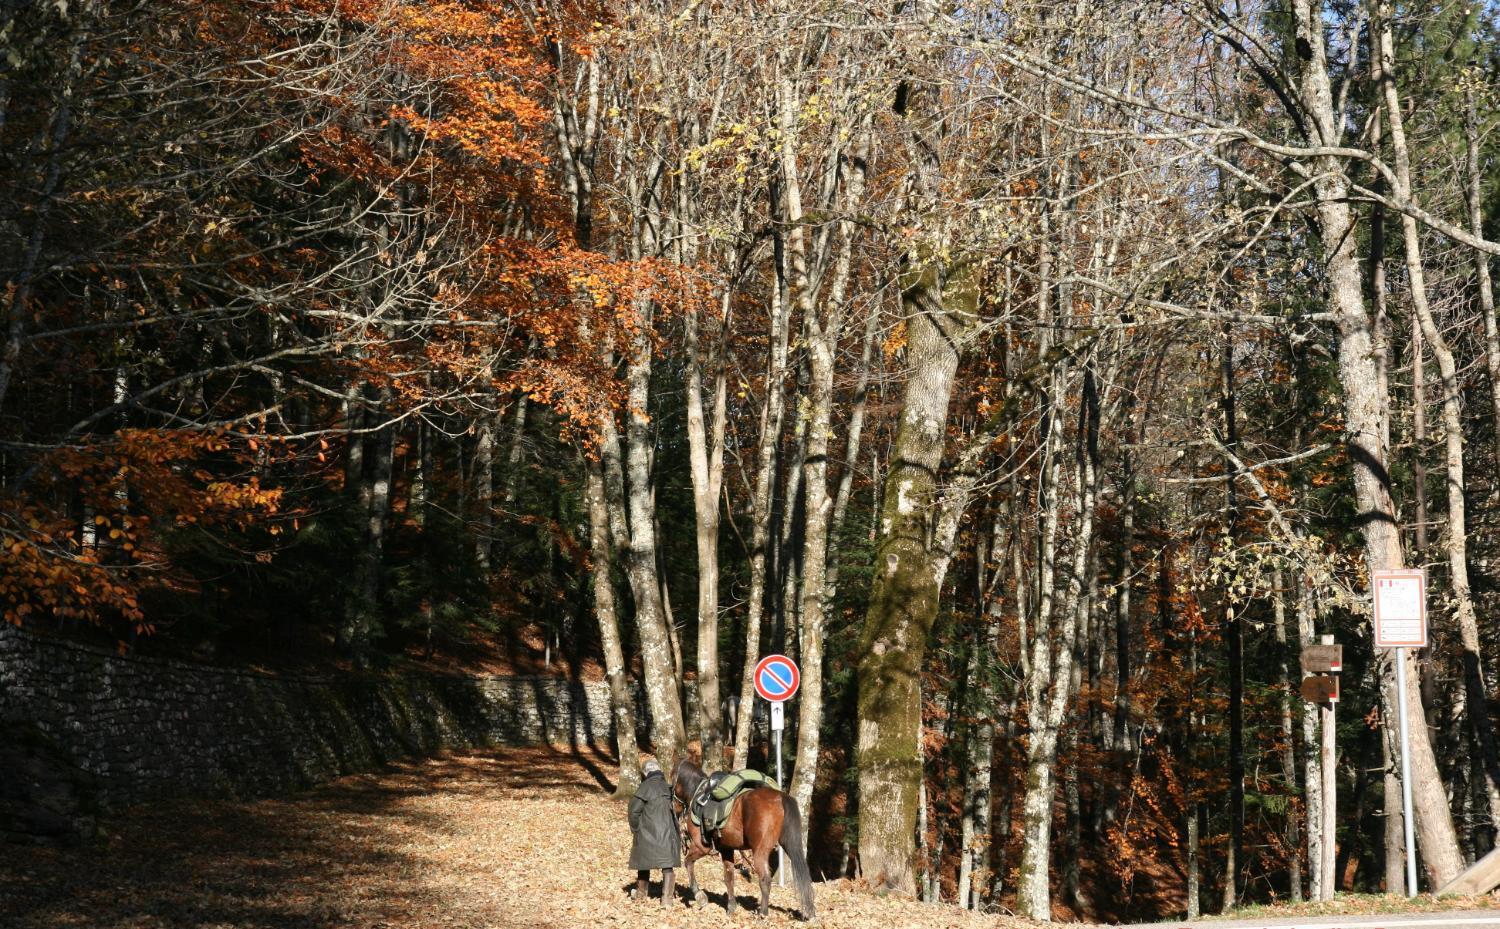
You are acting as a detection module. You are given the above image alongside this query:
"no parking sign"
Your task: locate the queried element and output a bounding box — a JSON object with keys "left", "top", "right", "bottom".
{"left": 754, "top": 654, "right": 799, "bottom": 702}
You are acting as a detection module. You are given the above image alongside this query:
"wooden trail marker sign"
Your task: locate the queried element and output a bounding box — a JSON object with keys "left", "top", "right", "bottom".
{"left": 1300, "top": 644, "right": 1343, "bottom": 674}
{"left": 1299, "top": 675, "right": 1340, "bottom": 704}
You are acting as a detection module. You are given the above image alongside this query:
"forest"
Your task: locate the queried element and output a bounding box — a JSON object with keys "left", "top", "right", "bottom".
{"left": 5, "top": 0, "right": 1500, "bottom": 921}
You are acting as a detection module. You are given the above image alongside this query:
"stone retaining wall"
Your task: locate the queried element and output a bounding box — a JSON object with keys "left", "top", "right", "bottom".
{"left": 0, "top": 626, "right": 629, "bottom": 838}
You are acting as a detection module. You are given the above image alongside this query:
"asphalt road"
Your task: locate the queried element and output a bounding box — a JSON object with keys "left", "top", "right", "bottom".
{"left": 1119, "top": 912, "right": 1500, "bottom": 929}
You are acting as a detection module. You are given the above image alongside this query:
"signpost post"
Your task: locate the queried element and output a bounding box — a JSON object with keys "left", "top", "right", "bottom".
{"left": 1373, "top": 568, "right": 1427, "bottom": 897}
{"left": 1299, "top": 638, "right": 1342, "bottom": 900}
{"left": 753, "top": 654, "right": 799, "bottom": 889}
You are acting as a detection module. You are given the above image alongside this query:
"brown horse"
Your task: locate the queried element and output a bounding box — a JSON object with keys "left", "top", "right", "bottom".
{"left": 670, "top": 759, "right": 816, "bottom": 920}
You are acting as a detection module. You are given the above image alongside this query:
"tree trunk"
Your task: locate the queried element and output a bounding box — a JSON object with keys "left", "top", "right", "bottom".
{"left": 1274, "top": 570, "right": 1303, "bottom": 901}
{"left": 732, "top": 276, "right": 793, "bottom": 769}
{"left": 1017, "top": 364, "right": 1098, "bottom": 921}
{"left": 586, "top": 454, "right": 641, "bottom": 797}
{"left": 686, "top": 287, "right": 728, "bottom": 771}
{"left": 618, "top": 315, "right": 686, "bottom": 762}
{"left": 341, "top": 406, "right": 393, "bottom": 668}
{"left": 856, "top": 257, "right": 969, "bottom": 895}
{"left": 473, "top": 411, "right": 495, "bottom": 572}
{"left": 783, "top": 81, "right": 870, "bottom": 831}
{"left": 1222, "top": 328, "right": 1244, "bottom": 910}
{"left": 1466, "top": 86, "right": 1500, "bottom": 474}
{"left": 1375, "top": 0, "right": 1500, "bottom": 838}
{"left": 1299, "top": 572, "right": 1325, "bottom": 900}
{"left": 1294, "top": 0, "right": 1462, "bottom": 887}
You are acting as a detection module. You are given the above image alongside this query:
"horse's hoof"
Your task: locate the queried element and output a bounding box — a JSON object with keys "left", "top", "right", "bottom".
{"left": 694, "top": 891, "right": 708, "bottom": 907}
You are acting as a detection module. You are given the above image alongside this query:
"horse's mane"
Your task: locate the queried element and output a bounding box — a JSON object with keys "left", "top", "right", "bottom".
{"left": 671, "top": 757, "right": 705, "bottom": 803}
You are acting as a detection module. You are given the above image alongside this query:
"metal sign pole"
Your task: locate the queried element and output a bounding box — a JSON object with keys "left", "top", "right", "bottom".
{"left": 777, "top": 724, "right": 784, "bottom": 888}
{"left": 1395, "top": 646, "right": 1418, "bottom": 896}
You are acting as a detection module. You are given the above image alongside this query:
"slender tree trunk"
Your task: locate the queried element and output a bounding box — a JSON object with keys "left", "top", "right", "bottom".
{"left": 618, "top": 321, "right": 686, "bottom": 761}
{"left": 1299, "top": 572, "right": 1326, "bottom": 900}
{"left": 733, "top": 280, "right": 793, "bottom": 768}
{"left": 1222, "top": 329, "right": 1244, "bottom": 911}
{"left": 959, "top": 512, "right": 1003, "bottom": 910}
{"left": 686, "top": 288, "right": 728, "bottom": 771}
{"left": 473, "top": 412, "right": 495, "bottom": 571}
{"left": 1017, "top": 364, "right": 1098, "bottom": 921}
{"left": 783, "top": 82, "right": 870, "bottom": 830}
{"left": 342, "top": 408, "right": 393, "bottom": 668}
{"left": 824, "top": 292, "right": 882, "bottom": 606}
{"left": 586, "top": 454, "right": 641, "bottom": 797}
{"left": 1383, "top": 656, "right": 1407, "bottom": 891}
{"left": 502, "top": 394, "right": 528, "bottom": 505}
{"left": 1273, "top": 570, "right": 1303, "bottom": 901}
{"left": 1466, "top": 87, "right": 1500, "bottom": 473}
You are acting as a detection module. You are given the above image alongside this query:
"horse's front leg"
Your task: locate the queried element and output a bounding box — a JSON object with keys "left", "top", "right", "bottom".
{"left": 683, "top": 826, "right": 709, "bottom": 907}
{"left": 722, "top": 852, "right": 737, "bottom": 915}
{"left": 681, "top": 834, "right": 702, "bottom": 906}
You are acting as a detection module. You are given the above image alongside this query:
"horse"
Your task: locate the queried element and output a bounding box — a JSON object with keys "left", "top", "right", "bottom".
{"left": 670, "top": 758, "right": 816, "bottom": 920}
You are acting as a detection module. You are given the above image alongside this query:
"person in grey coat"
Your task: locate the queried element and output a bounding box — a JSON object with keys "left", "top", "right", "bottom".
{"left": 628, "top": 757, "right": 681, "bottom": 905}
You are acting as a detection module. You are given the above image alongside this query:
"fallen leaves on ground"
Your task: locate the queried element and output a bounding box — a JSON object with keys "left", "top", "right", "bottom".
{"left": 2, "top": 746, "right": 1034, "bottom": 929}
{"left": 1210, "top": 891, "right": 1500, "bottom": 922}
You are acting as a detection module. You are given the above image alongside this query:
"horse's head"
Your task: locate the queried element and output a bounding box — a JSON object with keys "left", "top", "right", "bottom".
{"left": 671, "top": 756, "right": 705, "bottom": 808}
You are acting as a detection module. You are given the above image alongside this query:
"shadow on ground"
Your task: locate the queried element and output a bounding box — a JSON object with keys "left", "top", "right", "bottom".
{"left": 1, "top": 745, "right": 617, "bottom": 929}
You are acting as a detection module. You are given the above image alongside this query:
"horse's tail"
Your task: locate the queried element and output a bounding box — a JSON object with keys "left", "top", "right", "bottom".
{"left": 779, "top": 792, "right": 817, "bottom": 920}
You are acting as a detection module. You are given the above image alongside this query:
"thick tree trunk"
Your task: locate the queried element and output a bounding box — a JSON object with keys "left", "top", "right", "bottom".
{"left": 1293, "top": 0, "right": 1462, "bottom": 887}
{"left": 856, "top": 258, "right": 969, "bottom": 895}
{"left": 1375, "top": 0, "right": 1500, "bottom": 838}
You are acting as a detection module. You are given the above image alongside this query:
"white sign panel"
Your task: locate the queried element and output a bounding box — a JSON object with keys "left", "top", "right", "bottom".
{"left": 770, "top": 700, "right": 785, "bottom": 732}
{"left": 1374, "top": 569, "right": 1428, "bottom": 648}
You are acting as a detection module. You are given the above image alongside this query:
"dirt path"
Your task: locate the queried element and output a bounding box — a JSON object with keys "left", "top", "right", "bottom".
{"left": 2, "top": 747, "right": 1024, "bottom": 929}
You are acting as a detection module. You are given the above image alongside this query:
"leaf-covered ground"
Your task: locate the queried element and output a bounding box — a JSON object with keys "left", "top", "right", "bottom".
{"left": 3, "top": 746, "right": 1030, "bottom": 929}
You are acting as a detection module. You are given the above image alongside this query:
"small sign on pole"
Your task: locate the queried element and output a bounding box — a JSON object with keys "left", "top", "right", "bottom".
{"left": 754, "top": 654, "right": 800, "bottom": 703}
{"left": 1299, "top": 675, "right": 1340, "bottom": 704}
{"left": 1300, "top": 644, "right": 1344, "bottom": 674}
{"left": 1374, "top": 568, "right": 1425, "bottom": 897}
{"left": 770, "top": 701, "right": 785, "bottom": 731}
{"left": 1374, "top": 569, "right": 1428, "bottom": 648}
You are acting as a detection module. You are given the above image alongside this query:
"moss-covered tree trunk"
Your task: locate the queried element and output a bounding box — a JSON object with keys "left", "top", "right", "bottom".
{"left": 856, "top": 262, "right": 964, "bottom": 894}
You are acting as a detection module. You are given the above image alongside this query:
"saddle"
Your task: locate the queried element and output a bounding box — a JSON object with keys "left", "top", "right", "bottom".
{"left": 688, "top": 769, "right": 779, "bottom": 834}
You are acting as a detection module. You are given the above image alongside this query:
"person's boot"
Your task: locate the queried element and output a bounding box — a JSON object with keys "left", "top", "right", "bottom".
{"left": 661, "top": 869, "right": 676, "bottom": 908}
{"left": 634, "top": 871, "right": 649, "bottom": 902}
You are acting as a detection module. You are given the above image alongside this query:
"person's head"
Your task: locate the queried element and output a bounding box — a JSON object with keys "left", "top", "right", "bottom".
{"left": 641, "top": 757, "right": 662, "bottom": 778}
